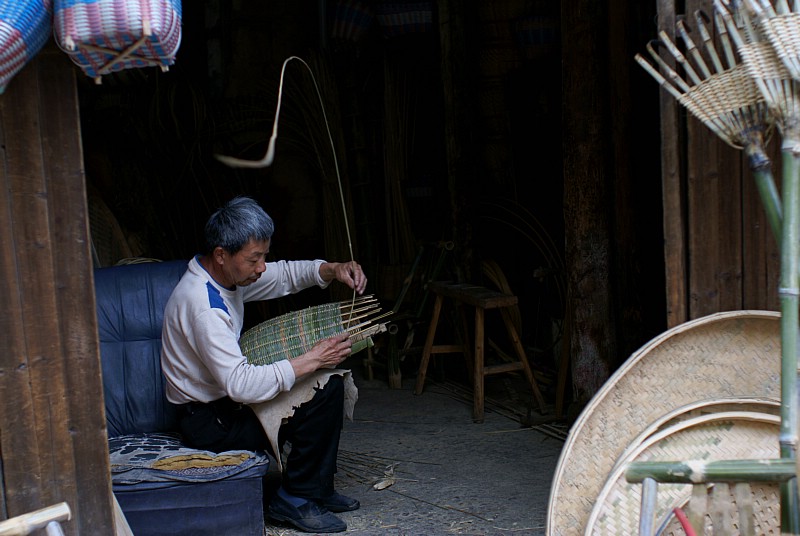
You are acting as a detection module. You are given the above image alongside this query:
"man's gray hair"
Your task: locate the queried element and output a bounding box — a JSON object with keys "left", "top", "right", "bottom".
{"left": 205, "top": 196, "right": 274, "bottom": 254}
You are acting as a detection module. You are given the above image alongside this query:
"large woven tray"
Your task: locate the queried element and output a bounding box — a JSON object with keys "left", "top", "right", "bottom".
{"left": 587, "top": 410, "right": 781, "bottom": 535}
{"left": 546, "top": 310, "right": 781, "bottom": 535}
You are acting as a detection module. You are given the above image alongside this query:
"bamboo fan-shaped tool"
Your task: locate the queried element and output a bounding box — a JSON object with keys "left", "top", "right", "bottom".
{"left": 635, "top": 9, "right": 782, "bottom": 241}
{"left": 743, "top": 0, "right": 800, "bottom": 81}
{"left": 240, "top": 296, "right": 388, "bottom": 365}
{"left": 715, "top": 0, "right": 800, "bottom": 139}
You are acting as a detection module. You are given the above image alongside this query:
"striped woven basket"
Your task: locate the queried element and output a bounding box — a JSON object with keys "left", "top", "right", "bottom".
{"left": 240, "top": 298, "right": 387, "bottom": 366}
{"left": 0, "top": 0, "right": 53, "bottom": 94}
{"left": 53, "top": 0, "right": 182, "bottom": 83}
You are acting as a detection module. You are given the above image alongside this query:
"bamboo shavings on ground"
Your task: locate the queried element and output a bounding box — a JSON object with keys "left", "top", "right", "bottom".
{"left": 336, "top": 449, "right": 424, "bottom": 489}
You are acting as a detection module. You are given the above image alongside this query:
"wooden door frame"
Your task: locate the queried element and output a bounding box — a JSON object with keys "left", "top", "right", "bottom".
{"left": 0, "top": 46, "right": 114, "bottom": 534}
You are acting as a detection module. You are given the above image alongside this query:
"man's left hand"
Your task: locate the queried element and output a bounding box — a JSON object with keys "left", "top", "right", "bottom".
{"left": 321, "top": 261, "right": 368, "bottom": 294}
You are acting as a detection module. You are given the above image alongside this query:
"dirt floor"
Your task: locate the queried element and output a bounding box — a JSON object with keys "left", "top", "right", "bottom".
{"left": 264, "top": 356, "right": 567, "bottom": 536}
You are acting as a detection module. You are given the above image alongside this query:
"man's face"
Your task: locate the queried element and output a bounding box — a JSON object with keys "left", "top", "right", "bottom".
{"left": 223, "top": 238, "right": 270, "bottom": 287}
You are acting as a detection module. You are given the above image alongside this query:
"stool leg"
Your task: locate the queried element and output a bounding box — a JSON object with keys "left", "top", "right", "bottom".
{"left": 457, "top": 303, "right": 474, "bottom": 384}
{"left": 500, "top": 307, "right": 546, "bottom": 413}
{"left": 473, "top": 306, "right": 485, "bottom": 423}
{"left": 415, "top": 294, "right": 444, "bottom": 395}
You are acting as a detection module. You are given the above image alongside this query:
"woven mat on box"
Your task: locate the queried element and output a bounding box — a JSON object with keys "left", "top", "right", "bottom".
{"left": 109, "top": 432, "right": 269, "bottom": 485}
{"left": 546, "top": 310, "right": 781, "bottom": 535}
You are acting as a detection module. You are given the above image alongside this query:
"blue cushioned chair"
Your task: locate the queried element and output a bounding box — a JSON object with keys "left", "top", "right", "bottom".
{"left": 94, "top": 260, "right": 270, "bottom": 536}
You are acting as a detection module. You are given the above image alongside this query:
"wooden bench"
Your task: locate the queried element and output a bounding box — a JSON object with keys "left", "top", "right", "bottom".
{"left": 414, "top": 281, "right": 546, "bottom": 422}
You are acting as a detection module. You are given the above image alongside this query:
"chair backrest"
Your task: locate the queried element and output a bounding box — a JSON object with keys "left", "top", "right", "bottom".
{"left": 94, "top": 260, "right": 188, "bottom": 437}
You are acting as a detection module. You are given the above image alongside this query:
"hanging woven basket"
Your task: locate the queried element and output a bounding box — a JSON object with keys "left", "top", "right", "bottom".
{"left": 0, "top": 0, "right": 53, "bottom": 94}
{"left": 53, "top": 0, "right": 182, "bottom": 83}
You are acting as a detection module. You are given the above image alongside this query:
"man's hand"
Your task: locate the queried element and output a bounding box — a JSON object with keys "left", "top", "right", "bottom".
{"left": 321, "top": 261, "right": 367, "bottom": 294}
{"left": 290, "top": 333, "right": 352, "bottom": 378}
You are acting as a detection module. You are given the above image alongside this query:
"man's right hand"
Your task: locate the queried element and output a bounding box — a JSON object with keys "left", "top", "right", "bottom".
{"left": 291, "top": 333, "right": 352, "bottom": 378}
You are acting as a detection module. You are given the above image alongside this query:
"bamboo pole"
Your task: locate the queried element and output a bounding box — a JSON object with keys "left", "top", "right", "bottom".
{"left": 626, "top": 458, "right": 796, "bottom": 483}
{"left": 746, "top": 140, "right": 783, "bottom": 243}
{"left": 779, "top": 135, "right": 800, "bottom": 533}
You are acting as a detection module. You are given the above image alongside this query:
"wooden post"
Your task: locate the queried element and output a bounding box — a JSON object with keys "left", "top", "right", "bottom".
{"left": 0, "top": 46, "right": 114, "bottom": 534}
{"left": 437, "top": 0, "right": 478, "bottom": 282}
{"left": 561, "top": 0, "right": 617, "bottom": 402}
{"left": 657, "top": 0, "right": 687, "bottom": 328}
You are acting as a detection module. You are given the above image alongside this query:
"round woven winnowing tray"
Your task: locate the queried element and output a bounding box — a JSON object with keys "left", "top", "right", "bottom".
{"left": 609, "top": 397, "right": 780, "bottom": 476}
{"left": 546, "top": 310, "right": 781, "bottom": 536}
{"left": 586, "top": 411, "right": 781, "bottom": 535}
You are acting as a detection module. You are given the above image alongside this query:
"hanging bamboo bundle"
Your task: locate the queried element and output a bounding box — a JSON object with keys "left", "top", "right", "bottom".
{"left": 240, "top": 296, "right": 387, "bottom": 365}
{"left": 635, "top": 8, "right": 782, "bottom": 239}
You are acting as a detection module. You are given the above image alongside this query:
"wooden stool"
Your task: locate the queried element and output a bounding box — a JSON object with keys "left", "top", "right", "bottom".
{"left": 414, "top": 281, "right": 546, "bottom": 422}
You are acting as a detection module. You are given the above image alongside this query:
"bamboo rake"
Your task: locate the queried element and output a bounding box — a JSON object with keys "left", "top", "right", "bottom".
{"left": 636, "top": 8, "right": 782, "bottom": 240}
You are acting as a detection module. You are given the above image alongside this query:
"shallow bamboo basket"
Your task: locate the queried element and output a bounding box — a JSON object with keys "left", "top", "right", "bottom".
{"left": 546, "top": 311, "right": 781, "bottom": 535}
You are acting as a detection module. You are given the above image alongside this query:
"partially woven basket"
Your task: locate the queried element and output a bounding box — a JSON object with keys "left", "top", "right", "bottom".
{"left": 53, "top": 0, "right": 182, "bottom": 83}
{"left": 0, "top": 0, "right": 53, "bottom": 94}
{"left": 240, "top": 299, "right": 386, "bottom": 366}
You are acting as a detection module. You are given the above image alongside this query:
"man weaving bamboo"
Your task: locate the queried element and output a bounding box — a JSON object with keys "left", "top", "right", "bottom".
{"left": 161, "top": 196, "right": 365, "bottom": 533}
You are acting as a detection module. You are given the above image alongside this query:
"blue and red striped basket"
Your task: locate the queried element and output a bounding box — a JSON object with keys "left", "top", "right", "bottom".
{"left": 0, "top": 0, "right": 53, "bottom": 94}
{"left": 54, "top": 0, "right": 182, "bottom": 83}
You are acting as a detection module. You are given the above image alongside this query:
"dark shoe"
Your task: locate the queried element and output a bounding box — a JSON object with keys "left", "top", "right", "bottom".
{"left": 320, "top": 491, "right": 360, "bottom": 512}
{"left": 268, "top": 493, "right": 347, "bottom": 533}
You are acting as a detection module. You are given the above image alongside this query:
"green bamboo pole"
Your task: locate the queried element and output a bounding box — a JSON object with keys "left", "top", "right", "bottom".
{"left": 779, "top": 137, "right": 800, "bottom": 533}
{"left": 746, "top": 140, "right": 783, "bottom": 244}
{"left": 626, "top": 459, "right": 796, "bottom": 484}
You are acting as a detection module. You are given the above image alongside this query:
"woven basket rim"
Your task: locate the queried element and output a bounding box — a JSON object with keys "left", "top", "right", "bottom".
{"left": 609, "top": 396, "right": 780, "bottom": 475}
{"left": 546, "top": 310, "right": 781, "bottom": 535}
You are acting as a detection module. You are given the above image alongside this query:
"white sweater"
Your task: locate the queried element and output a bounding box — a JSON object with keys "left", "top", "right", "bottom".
{"left": 161, "top": 255, "right": 329, "bottom": 405}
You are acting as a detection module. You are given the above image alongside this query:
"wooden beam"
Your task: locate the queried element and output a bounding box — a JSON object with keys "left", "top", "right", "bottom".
{"left": 657, "top": 0, "right": 687, "bottom": 328}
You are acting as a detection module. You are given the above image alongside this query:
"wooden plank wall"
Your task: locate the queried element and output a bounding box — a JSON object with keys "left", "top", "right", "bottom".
{"left": 0, "top": 47, "right": 114, "bottom": 534}
{"left": 658, "top": 0, "right": 780, "bottom": 327}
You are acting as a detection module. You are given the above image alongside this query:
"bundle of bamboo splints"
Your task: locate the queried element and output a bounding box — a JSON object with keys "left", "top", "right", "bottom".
{"left": 240, "top": 295, "right": 388, "bottom": 365}
{"left": 633, "top": 0, "right": 800, "bottom": 532}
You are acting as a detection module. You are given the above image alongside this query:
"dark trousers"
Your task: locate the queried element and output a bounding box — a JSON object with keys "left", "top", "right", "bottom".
{"left": 177, "top": 374, "right": 345, "bottom": 500}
